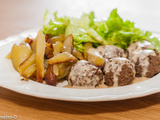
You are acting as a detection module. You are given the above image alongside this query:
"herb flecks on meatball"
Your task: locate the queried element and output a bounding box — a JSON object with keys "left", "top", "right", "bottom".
{"left": 103, "top": 58, "right": 135, "bottom": 87}
{"left": 68, "top": 60, "right": 103, "bottom": 87}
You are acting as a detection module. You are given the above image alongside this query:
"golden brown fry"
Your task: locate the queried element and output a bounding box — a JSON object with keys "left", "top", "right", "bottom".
{"left": 53, "top": 41, "right": 64, "bottom": 75}
{"left": 19, "top": 53, "right": 36, "bottom": 75}
{"left": 53, "top": 41, "right": 63, "bottom": 56}
{"left": 11, "top": 43, "right": 32, "bottom": 71}
{"left": 36, "top": 30, "right": 46, "bottom": 83}
{"left": 53, "top": 64, "right": 59, "bottom": 76}
{"left": 72, "top": 49, "right": 85, "bottom": 60}
{"left": 62, "top": 34, "right": 73, "bottom": 53}
{"left": 47, "top": 52, "right": 78, "bottom": 65}
{"left": 48, "top": 35, "right": 66, "bottom": 43}
{"left": 45, "top": 64, "right": 57, "bottom": 86}
{"left": 46, "top": 43, "right": 54, "bottom": 50}
{"left": 30, "top": 38, "right": 36, "bottom": 52}
{"left": 83, "top": 42, "right": 93, "bottom": 59}
{"left": 24, "top": 37, "right": 33, "bottom": 45}
{"left": 87, "top": 48, "right": 104, "bottom": 67}
{"left": 56, "top": 63, "right": 72, "bottom": 80}
{"left": 45, "top": 49, "right": 54, "bottom": 59}
{"left": 22, "top": 64, "right": 37, "bottom": 78}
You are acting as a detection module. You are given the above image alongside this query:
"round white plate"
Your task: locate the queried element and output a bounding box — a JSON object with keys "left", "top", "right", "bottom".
{"left": 0, "top": 28, "right": 160, "bottom": 102}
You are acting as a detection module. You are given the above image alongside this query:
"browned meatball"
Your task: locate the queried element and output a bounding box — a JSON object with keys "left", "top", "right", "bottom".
{"left": 68, "top": 60, "right": 103, "bottom": 87}
{"left": 127, "top": 41, "right": 160, "bottom": 77}
{"left": 96, "top": 45, "right": 125, "bottom": 59}
{"left": 103, "top": 58, "right": 135, "bottom": 87}
{"left": 129, "top": 50, "right": 160, "bottom": 77}
{"left": 127, "top": 41, "right": 154, "bottom": 59}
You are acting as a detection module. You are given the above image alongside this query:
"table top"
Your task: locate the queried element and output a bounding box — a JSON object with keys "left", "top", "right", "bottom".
{"left": 0, "top": 0, "right": 160, "bottom": 120}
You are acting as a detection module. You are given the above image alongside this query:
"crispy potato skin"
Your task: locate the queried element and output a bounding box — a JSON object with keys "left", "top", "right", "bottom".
{"left": 45, "top": 64, "right": 57, "bottom": 86}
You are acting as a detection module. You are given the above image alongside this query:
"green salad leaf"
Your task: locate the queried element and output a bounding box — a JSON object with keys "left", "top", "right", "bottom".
{"left": 42, "top": 9, "right": 160, "bottom": 53}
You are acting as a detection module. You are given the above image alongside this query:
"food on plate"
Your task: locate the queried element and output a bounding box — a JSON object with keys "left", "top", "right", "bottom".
{"left": 96, "top": 45, "right": 125, "bottom": 59}
{"left": 127, "top": 41, "right": 155, "bottom": 59}
{"left": 87, "top": 48, "right": 105, "bottom": 67}
{"left": 36, "top": 30, "right": 46, "bottom": 83}
{"left": 11, "top": 43, "right": 32, "bottom": 71}
{"left": 128, "top": 50, "right": 160, "bottom": 77}
{"left": 104, "top": 58, "right": 135, "bottom": 86}
{"left": 68, "top": 60, "right": 103, "bottom": 87}
{"left": 47, "top": 52, "right": 78, "bottom": 64}
{"left": 6, "top": 9, "right": 160, "bottom": 88}
{"left": 128, "top": 41, "right": 160, "bottom": 77}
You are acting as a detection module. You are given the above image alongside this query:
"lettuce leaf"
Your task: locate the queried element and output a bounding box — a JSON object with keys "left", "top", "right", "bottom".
{"left": 43, "top": 10, "right": 69, "bottom": 36}
{"left": 42, "top": 9, "right": 160, "bottom": 53}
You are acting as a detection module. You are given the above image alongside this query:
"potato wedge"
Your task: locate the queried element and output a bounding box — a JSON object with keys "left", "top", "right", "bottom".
{"left": 47, "top": 35, "right": 66, "bottom": 43}
{"left": 45, "top": 64, "right": 57, "bottom": 86}
{"left": 36, "top": 30, "right": 46, "bottom": 83}
{"left": 24, "top": 37, "right": 33, "bottom": 45}
{"left": 19, "top": 53, "right": 36, "bottom": 75}
{"left": 46, "top": 43, "right": 53, "bottom": 50}
{"left": 30, "top": 38, "right": 36, "bottom": 52}
{"left": 72, "top": 49, "right": 85, "bottom": 60}
{"left": 5, "top": 52, "right": 12, "bottom": 59}
{"left": 62, "top": 34, "right": 73, "bottom": 53}
{"left": 56, "top": 63, "right": 72, "bottom": 80}
{"left": 53, "top": 41, "right": 63, "bottom": 56}
{"left": 22, "top": 64, "right": 37, "bottom": 78}
{"left": 11, "top": 43, "right": 32, "bottom": 71}
{"left": 53, "top": 41, "right": 63, "bottom": 75}
{"left": 47, "top": 52, "right": 78, "bottom": 64}
{"left": 83, "top": 42, "right": 93, "bottom": 59}
{"left": 87, "top": 48, "right": 104, "bottom": 67}
{"left": 53, "top": 64, "right": 59, "bottom": 76}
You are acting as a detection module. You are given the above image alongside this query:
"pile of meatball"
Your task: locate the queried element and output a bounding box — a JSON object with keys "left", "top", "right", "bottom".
{"left": 68, "top": 41, "right": 160, "bottom": 87}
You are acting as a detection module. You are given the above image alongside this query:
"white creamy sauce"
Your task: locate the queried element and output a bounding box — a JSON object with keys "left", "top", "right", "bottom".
{"left": 96, "top": 45, "right": 125, "bottom": 59}
{"left": 127, "top": 41, "right": 154, "bottom": 59}
{"left": 133, "top": 77, "right": 148, "bottom": 84}
{"left": 127, "top": 41, "right": 154, "bottom": 53}
{"left": 64, "top": 77, "right": 149, "bottom": 89}
{"left": 68, "top": 60, "right": 102, "bottom": 86}
{"left": 87, "top": 48, "right": 103, "bottom": 58}
{"left": 104, "top": 58, "right": 135, "bottom": 87}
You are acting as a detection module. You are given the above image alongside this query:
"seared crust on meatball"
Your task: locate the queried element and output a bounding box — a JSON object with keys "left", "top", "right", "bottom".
{"left": 97, "top": 45, "right": 125, "bottom": 59}
{"left": 68, "top": 60, "right": 103, "bottom": 87}
{"left": 104, "top": 58, "right": 135, "bottom": 87}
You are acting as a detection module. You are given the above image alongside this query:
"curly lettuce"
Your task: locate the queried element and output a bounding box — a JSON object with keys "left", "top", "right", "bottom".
{"left": 42, "top": 9, "right": 160, "bottom": 53}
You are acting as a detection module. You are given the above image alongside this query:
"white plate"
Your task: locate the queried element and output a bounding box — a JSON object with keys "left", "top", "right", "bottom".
{"left": 0, "top": 28, "right": 160, "bottom": 102}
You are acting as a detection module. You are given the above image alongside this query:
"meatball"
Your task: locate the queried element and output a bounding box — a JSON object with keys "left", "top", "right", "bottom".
{"left": 68, "top": 60, "right": 103, "bottom": 87}
{"left": 127, "top": 41, "right": 154, "bottom": 59}
{"left": 129, "top": 49, "right": 160, "bottom": 77}
{"left": 103, "top": 58, "right": 135, "bottom": 87}
{"left": 96, "top": 45, "right": 125, "bottom": 59}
